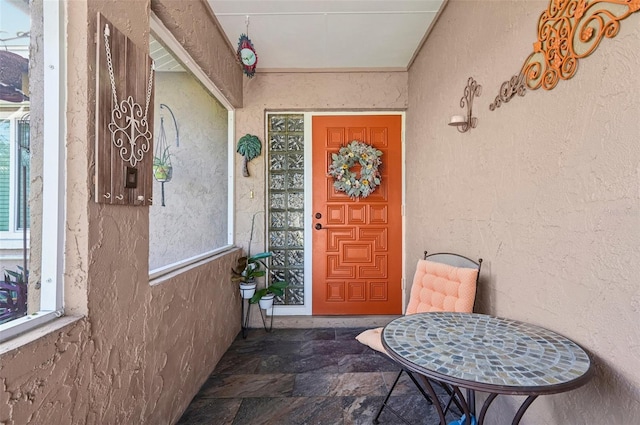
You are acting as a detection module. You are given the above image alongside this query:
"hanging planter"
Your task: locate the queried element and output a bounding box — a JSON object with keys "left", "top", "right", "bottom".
{"left": 153, "top": 104, "right": 179, "bottom": 206}
{"left": 153, "top": 146, "right": 172, "bottom": 182}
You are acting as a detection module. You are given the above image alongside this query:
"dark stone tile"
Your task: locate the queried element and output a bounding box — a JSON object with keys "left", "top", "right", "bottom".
{"left": 175, "top": 396, "right": 241, "bottom": 425}
{"left": 177, "top": 327, "right": 464, "bottom": 425}
{"left": 376, "top": 394, "right": 460, "bottom": 424}
{"left": 233, "top": 397, "right": 344, "bottom": 425}
{"left": 226, "top": 339, "right": 305, "bottom": 356}
{"left": 382, "top": 371, "right": 438, "bottom": 396}
{"left": 335, "top": 327, "right": 370, "bottom": 340}
{"left": 258, "top": 328, "right": 337, "bottom": 342}
{"left": 258, "top": 353, "right": 339, "bottom": 374}
{"left": 341, "top": 395, "right": 386, "bottom": 425}
{"left": 338, "top": 353, "right": 400, "bottom": 373}
{"left": 199, "top": 373, "right": 295, "bottom": 398}
{"left": 214, "top": 353, "right": 261, "bottom": 375}
{"left": 293, "top": 372, "right": 388, "bottom": 397}
{"left": 235, "top": 329, "right": 270, "bottom": 341}
{"left": 299, "top": 339, "right": 369, "bottom": 356}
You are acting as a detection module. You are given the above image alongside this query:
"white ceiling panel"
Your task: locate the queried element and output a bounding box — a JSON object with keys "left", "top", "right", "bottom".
{"left": 208, "top": 0, "right": 445, "bottom": 70}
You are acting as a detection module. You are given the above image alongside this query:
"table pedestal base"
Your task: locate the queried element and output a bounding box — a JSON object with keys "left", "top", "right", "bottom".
{"left": 424, "top": 382, "right": 540, "bottom": 425}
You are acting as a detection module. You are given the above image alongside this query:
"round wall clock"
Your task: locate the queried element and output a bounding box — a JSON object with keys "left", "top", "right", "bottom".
{"left": 237, "top": 34, "right": 258, "bottom": 78}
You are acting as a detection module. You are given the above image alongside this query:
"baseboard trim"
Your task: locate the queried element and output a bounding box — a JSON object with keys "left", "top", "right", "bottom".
{"left": 266, "top": 315, "right": 401, "bottom": 329}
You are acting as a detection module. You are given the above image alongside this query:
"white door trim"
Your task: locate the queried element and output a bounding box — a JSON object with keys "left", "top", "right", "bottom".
{"left": 270, "top": 111, "right": 406, "bottom": 316}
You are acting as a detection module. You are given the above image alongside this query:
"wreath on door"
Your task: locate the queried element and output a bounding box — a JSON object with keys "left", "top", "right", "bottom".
{"left": 327, "top": 140, "right": 383, "bottom": 198}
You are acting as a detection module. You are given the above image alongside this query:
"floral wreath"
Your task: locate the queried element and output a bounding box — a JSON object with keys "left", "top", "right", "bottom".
{"left": 327, "top": 140, "right": 383, "bottom": 198}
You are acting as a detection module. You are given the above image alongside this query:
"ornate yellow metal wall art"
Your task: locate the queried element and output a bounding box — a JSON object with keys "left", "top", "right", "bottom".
{"left": 490, "top": 0, "right": 640, "bottom": 110}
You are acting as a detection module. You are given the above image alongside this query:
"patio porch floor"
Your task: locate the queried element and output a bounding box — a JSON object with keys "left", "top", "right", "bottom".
{"left": 177, "top": 327, "right": 459, "bottom": 424}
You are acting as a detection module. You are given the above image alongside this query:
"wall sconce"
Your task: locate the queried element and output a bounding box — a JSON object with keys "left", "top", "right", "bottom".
{"left": 449, "top": 77, "right": 482, "bottom": 133}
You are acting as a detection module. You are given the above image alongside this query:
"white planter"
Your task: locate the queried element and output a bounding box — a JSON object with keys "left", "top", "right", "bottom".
{"left": 239, "top": 282, "right": 257, "bottom": 299}
{"left": 258, "top": 293, "right": 275, "bottom": 310}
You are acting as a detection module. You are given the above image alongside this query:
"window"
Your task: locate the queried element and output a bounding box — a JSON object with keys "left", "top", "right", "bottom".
{"left": 148, "top": 15, "right": 234, "bottom": 279}
{"left": 0, "top": 0, "right": 65, "bottom": 341}
{"left": 0, "top": 113, "right": 30, "bottom": 235}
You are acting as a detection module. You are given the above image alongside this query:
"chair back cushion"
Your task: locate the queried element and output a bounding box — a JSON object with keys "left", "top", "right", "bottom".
{"left": 406, "top": 259, "right": 478, "bottom": 314}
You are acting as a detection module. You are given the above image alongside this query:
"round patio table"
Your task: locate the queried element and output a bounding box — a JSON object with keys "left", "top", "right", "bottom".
{"left": 381, "top": 312, "right": 593, "bottom": 425}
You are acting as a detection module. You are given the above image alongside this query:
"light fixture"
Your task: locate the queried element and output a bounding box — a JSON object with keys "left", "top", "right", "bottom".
{"left": 449, "top": 77, "right": 482, "bottom": 133}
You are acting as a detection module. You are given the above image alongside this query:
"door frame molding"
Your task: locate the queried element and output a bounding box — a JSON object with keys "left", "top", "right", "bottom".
{"left": 268, "top": 111, "right": 406, "bottom": 316}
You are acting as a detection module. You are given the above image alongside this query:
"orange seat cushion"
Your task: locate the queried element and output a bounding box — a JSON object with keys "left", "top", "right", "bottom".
{"left": 354, "top": 327, "right": 388, "bottom": 355}
{"left": 405, "top": 259, "right": 478, "bottom": 314}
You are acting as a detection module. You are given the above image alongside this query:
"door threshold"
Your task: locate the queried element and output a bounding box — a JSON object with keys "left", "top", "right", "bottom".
{"left": 269, "top": 315, "right": 401, "bottom": 329}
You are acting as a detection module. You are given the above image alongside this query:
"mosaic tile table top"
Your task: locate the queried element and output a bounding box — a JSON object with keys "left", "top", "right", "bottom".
{"left": 382, "top": 312, "right": 592, "bottom": 393}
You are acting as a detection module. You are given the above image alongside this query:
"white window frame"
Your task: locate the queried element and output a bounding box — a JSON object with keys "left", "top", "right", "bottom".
{"left": 148, "top": 13, "right": 235, "bottom": 283}
{"left": 0, "top": 0, "right": 65, "bottom": 343}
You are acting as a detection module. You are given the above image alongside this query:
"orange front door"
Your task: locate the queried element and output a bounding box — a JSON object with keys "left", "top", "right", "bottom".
{"left": 312, "top": 115, "right": 402, "bottom": 315}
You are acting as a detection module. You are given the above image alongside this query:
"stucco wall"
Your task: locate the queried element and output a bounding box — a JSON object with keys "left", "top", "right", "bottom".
{"left": 0, "top": 1, "right": 243, "bottom": 424}
{"left": 151, "top": 0, "right": 243, "bottom": 108}
{"left": 406, "top": 0, "right": 640, "bottom": 423}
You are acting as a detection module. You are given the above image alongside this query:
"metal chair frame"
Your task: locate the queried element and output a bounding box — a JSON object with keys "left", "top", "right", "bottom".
{"left": 373, "top": 251, "right": 483, "bottom": 424}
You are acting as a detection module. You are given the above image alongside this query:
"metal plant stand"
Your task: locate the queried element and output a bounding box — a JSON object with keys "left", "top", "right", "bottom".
{"left": 240, "top": 298, "right": 274, "bottom": 339}
{"left": 240, "top": 297, "right": 251, "bottom": 339}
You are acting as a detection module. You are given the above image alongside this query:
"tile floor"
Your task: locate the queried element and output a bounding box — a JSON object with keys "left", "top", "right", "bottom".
{"left": 177, "top": 327, "right": 460, "bottom": 425}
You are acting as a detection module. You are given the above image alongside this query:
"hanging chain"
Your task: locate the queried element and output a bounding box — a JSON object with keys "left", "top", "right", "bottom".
{"left": 144, "top": 62, "right": 154, "bottom": 121}
{"left": 102, "top": 23, "right": 155, "bottom": 169}
{"left": 103, "top": 24, "right": 119, "bottom": 112}
{"left": 103, "top": 23, "right": 154, "bottom": 119}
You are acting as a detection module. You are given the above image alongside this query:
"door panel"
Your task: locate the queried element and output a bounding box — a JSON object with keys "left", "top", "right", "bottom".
{"left": 312, "top": 115, "right": 402, "bottom": 315}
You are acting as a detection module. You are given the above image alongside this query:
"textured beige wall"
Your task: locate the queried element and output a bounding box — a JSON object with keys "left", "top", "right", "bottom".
{"left": 406, "top": 0, "right": 640, "bottom": 423}
{"left": 0, "top": 1, "right": 243, "bottom": 424}
{"left": 151, "top": 0, "right": 243, "bottom": 108}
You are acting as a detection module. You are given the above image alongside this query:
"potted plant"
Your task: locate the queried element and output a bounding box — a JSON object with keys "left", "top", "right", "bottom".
{"left": 0, "top": 266, "right": 28, "bottom": 325}
{"left": 249, "top": 279, "right": 288, "bottom": 310}
{"left": 231, "top": 251, "right": 272, "bottom": 299}
{"left": 231, "top": 211, "right": 272, "bottom": 299}
{"left": 153, "top": 146, "right": 173, "bottom": 182}
{"left": 232, "top": 211, "right": 289, "bottom": 306}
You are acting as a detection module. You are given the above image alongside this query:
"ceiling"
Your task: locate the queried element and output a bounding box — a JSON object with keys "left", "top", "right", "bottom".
{"left": 207, "top": 0, "right": 446, "bottom": 71}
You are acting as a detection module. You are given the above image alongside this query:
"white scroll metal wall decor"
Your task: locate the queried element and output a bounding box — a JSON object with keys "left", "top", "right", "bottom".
{"left": 95, "top": 13, "right": 155, "bottom": 205}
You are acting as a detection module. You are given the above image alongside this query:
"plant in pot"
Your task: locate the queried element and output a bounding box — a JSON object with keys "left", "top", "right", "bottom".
{"left": 153, "top": 146, "right": 173, "bottom": 182}
{"left": 0, "top": 266, "right": 28, "bottom": 325}
{"left": 231, "top": 251, "right": 272, "bottom": 299}
{"left": 249, "top": 278, "right": 288, "bottom": 310}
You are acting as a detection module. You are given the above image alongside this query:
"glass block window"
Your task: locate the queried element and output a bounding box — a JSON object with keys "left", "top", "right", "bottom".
{"left": 268, "top": 114, "right": 305, "bottom": 305}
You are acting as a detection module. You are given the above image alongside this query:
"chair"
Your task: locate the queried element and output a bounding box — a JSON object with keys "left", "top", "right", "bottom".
{"left": 356, "top": 251, "right": 482, "bottom": 424}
